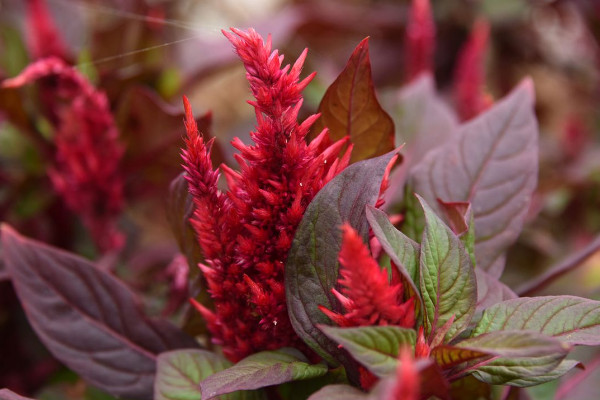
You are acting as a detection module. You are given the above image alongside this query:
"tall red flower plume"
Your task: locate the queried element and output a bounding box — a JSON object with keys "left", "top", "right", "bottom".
{"left": 319, "top": 224, "right": 415, "bottom": 328}
{"left": 2, "top": 57, "right": 124, "bottom": 252}
{"left": 26, "top": 0, "right": 69, "bottom": 60}
{"left": 182, "top": 28, "right": 351, "bottom": 362}
{"left": 405, "top": 0, "right": 436, "bottom": 82}
{"left": 454, "top": 19, "right": 493, "bottom": 121}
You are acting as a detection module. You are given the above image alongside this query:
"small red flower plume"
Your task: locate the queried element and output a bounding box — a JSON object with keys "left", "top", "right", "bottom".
{"left": 182, "top": 28, "right": 351, "bottom": 362}
{"left": 319, "top": 224, "right": 415, "bottom": 328}
{"left": 454, "top": 19, "right": 493, "bottom": 121}
{"left": 405, "top": 0, "right": 436, "bottom": 82}
{"left": 2, "top": 57, "right": 124, "bottom": 252}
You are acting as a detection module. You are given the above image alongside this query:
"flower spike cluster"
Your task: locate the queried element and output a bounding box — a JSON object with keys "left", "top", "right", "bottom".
{"left": 319, "top": 224, "right": 415, "bottom": 328}
{"left": 26, "top": 0, "right": 69, "bottom": 60}
{"left": 2, "top": 57, "right": 124, "bottom": 252}
{"left": 183, "top": 28, "right": 351, "bottom": 361}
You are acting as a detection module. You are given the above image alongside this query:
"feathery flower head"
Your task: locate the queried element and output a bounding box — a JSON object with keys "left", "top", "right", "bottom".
{"left": 454, "top": 18, "right": 493, "bottom": 121}
{"left": 319, "top": 224, "right": 415, "bottom": 328}
{"left": 183, "top": 28, "right": 351, "bottom": 361}
{"left": 3, "top": 57, "right": 124, "bottom": 252}
{"left": 405, "top": 0, "right": 436, "bottom": 82}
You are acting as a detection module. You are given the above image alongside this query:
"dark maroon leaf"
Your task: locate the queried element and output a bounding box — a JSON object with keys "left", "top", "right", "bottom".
{"left": 1, "top": 225, "right": 198, "bottom": 400}
{"left": 411, "top": 80, "right": 538, "bottom": 278}
{"left": 0, "top": 389, "right": 36, "bottom": 400}
{"left": 0, "top": 232, "right": 6, "bottom": 281}
{"left": 310, "top": 38, "right": 395, "bottom": 163}
{"left": 285, "top": 151, "right": 397, "bottom": 376}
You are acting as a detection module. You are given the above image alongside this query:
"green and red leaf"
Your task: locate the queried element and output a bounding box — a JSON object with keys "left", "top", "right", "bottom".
{"left": 471, "top": 296, "right": 600, "bottom": 346}
{"left": 417, "top": 195, "right": 477, "bottom": 342}
{"left": 200, "top": 348, "right": 327, "bottom": 399}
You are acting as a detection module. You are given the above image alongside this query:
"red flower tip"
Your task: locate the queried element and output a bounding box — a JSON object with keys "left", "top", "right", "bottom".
{"left": 454, "top": 18, "right": 493, "bottom": 121}
{"left": 26, "top": 0, "right": 69, "bottom": 60}
{"left": 390, "top": 348, "right": 420, "bottom": 400}
{"left": 405, "top": 0, "right": 436, "bottom": 82}
{"left": 359, "top": 366, "right": 379, "bottom": 391}
{"left": 415, "top": 326, "right": 431, "bottom": 359}
{"left": 320, "top": 224, "right": 416, "bottom": 328}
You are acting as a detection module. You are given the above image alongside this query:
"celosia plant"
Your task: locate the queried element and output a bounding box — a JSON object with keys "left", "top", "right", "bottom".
{"left": 2, "top": 1, "right": 600, "bottom": 400}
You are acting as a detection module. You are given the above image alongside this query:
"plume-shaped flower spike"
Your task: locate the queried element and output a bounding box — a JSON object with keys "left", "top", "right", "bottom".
{"left": 319, "top": 224, "right": 415, "bottom": 328}
{"left": 183, "top": 28, "right": 350, "bottom": 362}
{"left": 405, "top": 0, "right": 436, "bottom": 82}
{"left": 454, "top": 19, "right": 493, "bottom": 121}
{"left": 2, "top": 57, "right": 124, "bottom": 252}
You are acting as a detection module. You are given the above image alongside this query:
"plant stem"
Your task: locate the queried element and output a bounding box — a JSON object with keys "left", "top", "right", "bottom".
{"left": 516, "top": 234, "right": 600, "bottom": 296}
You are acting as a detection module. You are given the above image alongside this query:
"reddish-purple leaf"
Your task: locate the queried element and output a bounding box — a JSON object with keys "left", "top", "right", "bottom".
{"left": 0, "top": 389, "right": 36, "bottom": 400}
{"left": 471, "top": 296, "right": 600, "bottom": 346}
{"left": 475, "top": 268, "right": 516, "bottom": 311}
{"left": 310, "top": 38, "right": 395, "bottom": 163}
{"left": 1, "top": 225, "right": 198, "bottom": 400}
{"left": 385, "top": 74, "right": 458, "bottom": 206}
{"left": 285, "top": 151, "right": 397, "bottom": 378}
{"left": 411, "top": 80, "right": 538, "bottom": 278}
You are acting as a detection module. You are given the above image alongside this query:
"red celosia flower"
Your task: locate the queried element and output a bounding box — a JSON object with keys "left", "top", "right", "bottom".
{"left": 404, "top": 0, "right": 436, "bottom": 82}
{"left": 183, "top": 28, "right": 351, "bottom": 362}
{"left": 388, "top": 348, "right": 420, "bottom": 400}
{"left": 415, "top": 326, "right": 431, "bottom": 359}
{"left": 454, "top": 19, "right": 493, "bottom": 121}
{"left": 319, "top": 224, "right": 415, "bottom": 328}
{"left": 26, "top": 0, "right": 69, "bottom": 60}
{"left": 2, "top": 57, "right": 124, "bottom": 252}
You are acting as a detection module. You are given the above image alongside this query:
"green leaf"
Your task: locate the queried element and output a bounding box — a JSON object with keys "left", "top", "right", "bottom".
{"left": 411, "top": 80, "right": 538, "bottom": 278}
{"left": 471, "top": 296, "right": 600, "bottom": 346}
{"left": 457, "top": 331, "right": 570, "bottom": 386}
{"left": 306, "top": 385, "right": 366, "bottom": 400}
{"left": 286, "top": 151, "right": 397, "bottom": 371}
{"left": 155, "top": 349, "right": 239, "bottom": 400}
{"left": 511, "top": 359, "right": 581, "bottom": 387}
{"left": 400, "top": 185, "right": 424, "bottom": 242}
{"left": 365, "top": 205, "right": 420, "bottom": 294}
{"left": 437, "top": 200, "right": 476, "bottom": 268}
{"left": 319, "top": 325, "right": 416, "bottom": 378}
{"left": 200, "top": 348, "right": 327, "bottom": 399}
{"left": 310, "top": 38, "right": 395, "bottom": 163}
{"left": 417, "top": 195, "right": 477, "bottom": 342}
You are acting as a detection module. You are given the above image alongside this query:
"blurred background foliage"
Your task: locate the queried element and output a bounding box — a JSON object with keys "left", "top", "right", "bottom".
{"left": 1, "top": 0, "right": 600, "bottom": 398}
